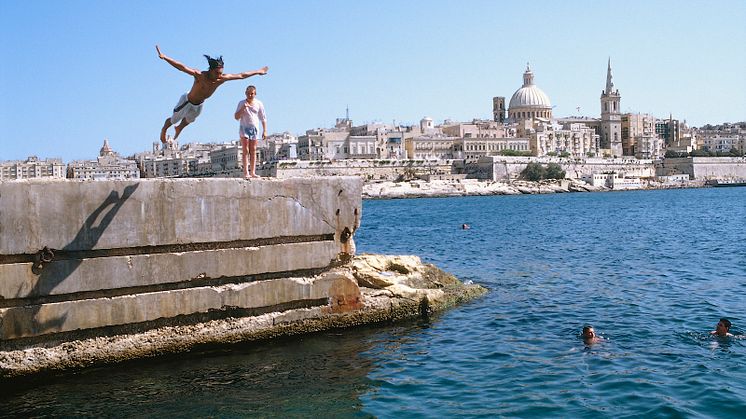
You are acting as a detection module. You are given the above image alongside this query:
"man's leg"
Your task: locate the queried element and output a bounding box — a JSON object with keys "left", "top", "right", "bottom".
{"left": 160, "top": 118, "right": 173, "bottom": 144}
{"left": 173, "top": 119, "right": 190, "bottom": 140}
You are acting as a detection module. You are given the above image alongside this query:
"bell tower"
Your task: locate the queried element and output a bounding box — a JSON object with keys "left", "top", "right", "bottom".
{"left": 600, "top": 58, "right": 622, "bottom": 157}
{"left": 492, "top": 96, "right": 505, "bottom": 123}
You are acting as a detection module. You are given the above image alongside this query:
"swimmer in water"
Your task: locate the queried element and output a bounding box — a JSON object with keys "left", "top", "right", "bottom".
{"left": 710, "top": 318, "right": 733, "bottom": 338}
{"left": 581, "top": 325, "right": 601, "bottom": 344}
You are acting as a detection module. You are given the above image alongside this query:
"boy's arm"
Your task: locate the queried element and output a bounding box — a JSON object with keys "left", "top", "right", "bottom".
{"left": 234, "top": 101, "right": 244, "bottom": 120}
{"left": 222, "top": 66, "right": 269, "bottom": 81}
{"left": 156, "top": 45, "right": 200, "bottom": 76}
{"left": 260, "top": 104, "right": 267, "bottom": 139}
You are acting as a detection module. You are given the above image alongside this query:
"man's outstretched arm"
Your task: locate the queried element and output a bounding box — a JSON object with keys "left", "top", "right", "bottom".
{"left": 156, "top": 45, "right": 200, "bottom": 76}
{"left": 222, "top": 66, "right": 269, "bottom": 81}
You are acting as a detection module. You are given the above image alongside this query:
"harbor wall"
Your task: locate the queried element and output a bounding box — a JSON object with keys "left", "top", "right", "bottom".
{"left": 658, "top": 157, "right": 746, "bottom": 179}
{"left": 476, "top": 156, "right": 656, "bottom": 180}
{"left": 0, "top": 178, "right": 362, "bottom": 346}
{"left": 477, "top": 156, "right": 746, "bottom": 181}
{"left": 266, "top": 159, "right": 455, "bottom": 181}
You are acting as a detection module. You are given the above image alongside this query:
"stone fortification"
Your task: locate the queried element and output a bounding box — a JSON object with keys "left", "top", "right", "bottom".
{"left": 476, "top": 156, "right": 656, "bottom": 181}
{"left": 0, "top": 178, "right": 484, "bottom": 378}
{"left": 267, "top": 159, "right": 454, "bottom": 181}
{"left": 658, "top": 157, "right": 746, "bottom": 179}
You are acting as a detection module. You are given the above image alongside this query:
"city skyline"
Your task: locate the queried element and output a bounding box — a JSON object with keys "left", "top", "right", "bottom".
{"left": 1, "top": 0, "right": 745, "bottom": 161}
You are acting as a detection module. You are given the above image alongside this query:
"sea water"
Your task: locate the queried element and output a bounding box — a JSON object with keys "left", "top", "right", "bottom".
{"left": 2, "top": 187, "right": 745, "bottom": 417}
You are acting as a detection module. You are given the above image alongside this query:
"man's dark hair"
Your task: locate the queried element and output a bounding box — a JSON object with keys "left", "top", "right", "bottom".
{"left": 204, "top": 55, "right": 224, "bottom": 69}
{"left": 720, "top": 318, "right": 732, "bottom": 330}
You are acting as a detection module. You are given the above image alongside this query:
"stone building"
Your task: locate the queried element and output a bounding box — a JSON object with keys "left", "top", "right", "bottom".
{"left": 266, "top": 132, "right": 298, "bottom": 161}
{"left": 0, "top": 156, "right": 66, "bottom": 180}
{"left": 297, "top": 127, "right": 350, "bottom": 160}
{"left": 67, "top": 139, "right": 140, "bottom": 180}
{"left": 137, "top": 142, "right": 218, "bottom": 178}
{"left": 405, "top": 134, "right": 460, "bottom": 160}
{"left": 529, "top": 122, "right": 599, "bottom": 158}
{"left": 621, "top": 113, "right": 663, "bottom": 159}
{"left": 296, "top": 120, "right": 406, "bottom": 161}
{"left": 456, "top": 137, "right": 531, "bottom": 162}
{"left": 441, "top": 119, "right": 507, "bottom": 139}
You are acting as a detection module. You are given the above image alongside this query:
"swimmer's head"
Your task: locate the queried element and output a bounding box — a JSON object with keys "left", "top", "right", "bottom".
{"left": 716, "top": 318, "right": 732, "bottom": 335}
{"left": 581, "top": 325, "right": 595, "bottom": 340}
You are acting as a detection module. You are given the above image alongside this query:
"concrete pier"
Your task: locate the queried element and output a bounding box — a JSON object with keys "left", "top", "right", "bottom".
{"left": 0, "top": 178, "right": 361, "bottom": 343}
{"left": 0, "top": 178, "right": 485, "bottom": 379}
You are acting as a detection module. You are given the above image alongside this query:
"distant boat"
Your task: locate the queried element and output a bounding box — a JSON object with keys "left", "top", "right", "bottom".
{"left": 706, "top": 179, "right": 746, "bottom": 187}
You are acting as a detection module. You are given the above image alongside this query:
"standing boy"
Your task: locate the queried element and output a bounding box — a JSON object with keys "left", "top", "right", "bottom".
{"left": 234, "top": 85, "right": 267, "bottom": 178}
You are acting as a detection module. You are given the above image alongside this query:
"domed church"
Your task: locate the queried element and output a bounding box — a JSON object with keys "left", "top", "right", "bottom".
{"left": 508, "top": 63, "right": 552, "bottom": 122}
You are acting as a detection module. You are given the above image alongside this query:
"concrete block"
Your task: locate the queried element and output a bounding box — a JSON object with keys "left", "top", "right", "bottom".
{"left": 0, "top": 241, "right": 338, "bottom": 300}
{"left": 0, "top": 178, "right": 361, "bottom": 255}
{"left": 0, "top": 177, "right": 363, "bottom": 343}
{"left": 0, "top": 270, "right": 359, "bottom": 340}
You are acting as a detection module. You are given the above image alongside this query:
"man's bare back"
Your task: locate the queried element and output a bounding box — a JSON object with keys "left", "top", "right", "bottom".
{"left": 156, "top": 45, "right": 268, "bottom": 144}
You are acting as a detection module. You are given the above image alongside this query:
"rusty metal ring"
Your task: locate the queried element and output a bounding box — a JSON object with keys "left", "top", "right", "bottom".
{"left": 40, "top": 247, "right": 55, "bottom": 263}
{"left": 340, "top": 227, "right": 352, "bottom": 243}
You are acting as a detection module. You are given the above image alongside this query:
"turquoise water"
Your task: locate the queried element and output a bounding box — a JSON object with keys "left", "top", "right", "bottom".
{"left": 3, "top": 187, "right": 745, "bottom": 417}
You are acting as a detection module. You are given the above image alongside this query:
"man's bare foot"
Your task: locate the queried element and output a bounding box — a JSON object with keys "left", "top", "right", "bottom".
{"left": 250, "top": 174, "right": 259, "bottom": 178}
{"left": 173, "top": 125, "right": 185, "bottom": 139}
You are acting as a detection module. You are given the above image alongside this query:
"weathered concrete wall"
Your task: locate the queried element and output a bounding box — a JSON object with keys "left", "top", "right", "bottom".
{"left": 0, "top": 178, "right": 362, "bottom": 343}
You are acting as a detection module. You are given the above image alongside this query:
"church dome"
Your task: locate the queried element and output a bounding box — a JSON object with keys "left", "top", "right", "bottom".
{"left": 508, "top": 64, "right": 552, "bottom": 121}
{"left": 509, "top": 85, "right": 551, "bottom": 109}
{"left": 509, "top": 64, "right": 551, "bottom": 109}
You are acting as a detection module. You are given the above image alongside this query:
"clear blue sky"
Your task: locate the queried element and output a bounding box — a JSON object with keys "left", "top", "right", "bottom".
{"left": 1, "top": 0, "right": 744, "bottom": 161}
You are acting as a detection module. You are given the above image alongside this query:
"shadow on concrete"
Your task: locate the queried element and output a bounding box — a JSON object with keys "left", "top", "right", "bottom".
{"left": 22, "top": 183, "right": 140, "bottom": 336}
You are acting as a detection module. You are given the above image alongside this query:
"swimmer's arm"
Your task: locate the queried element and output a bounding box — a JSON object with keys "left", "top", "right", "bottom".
{"left": 156, "top": 45, "right": 200, "bottom": 76}
{"left": 222, "top": 66, "right": 269, "bottom": 81}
